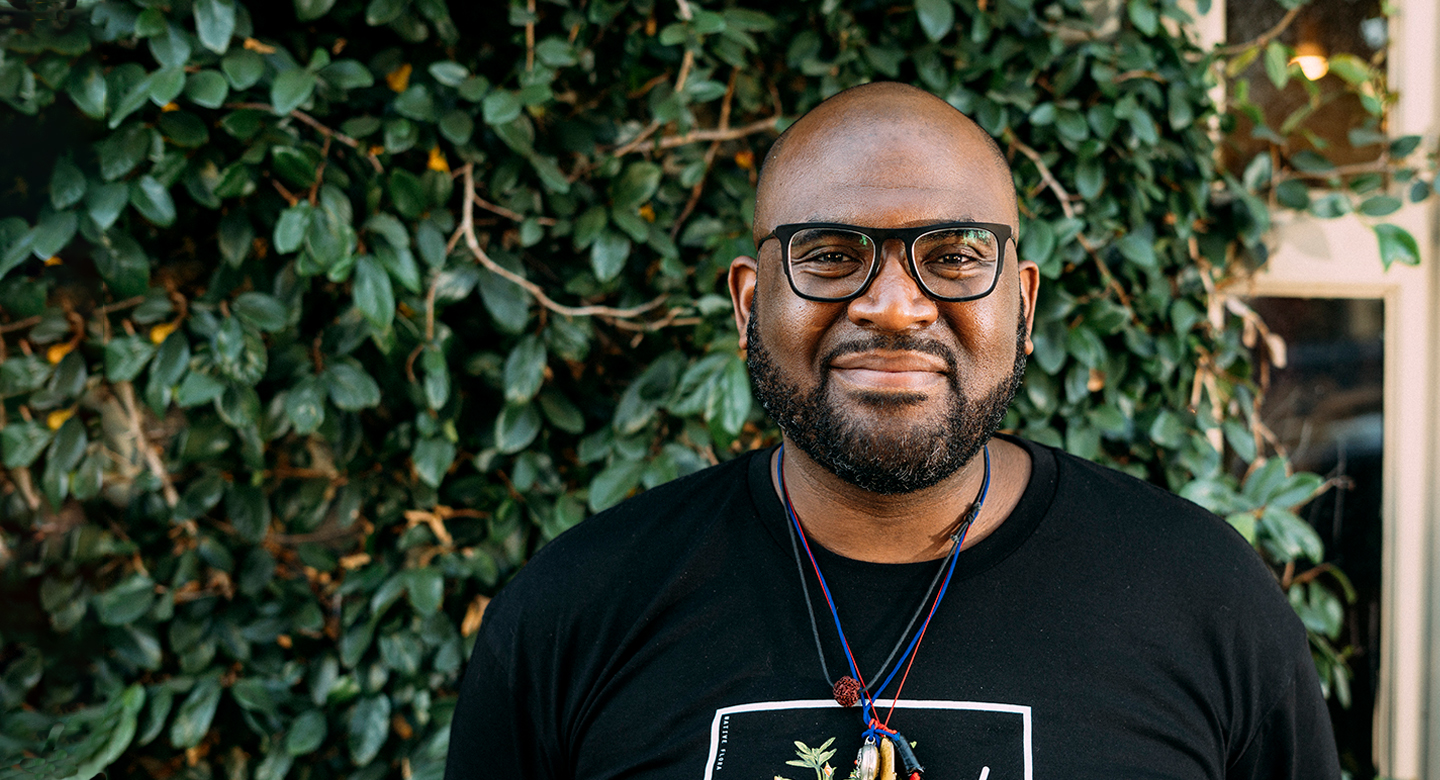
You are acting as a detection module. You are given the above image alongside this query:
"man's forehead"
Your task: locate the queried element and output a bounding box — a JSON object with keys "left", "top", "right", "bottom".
{"left": 756, "top": 88, "right": 1017, "bottom": 233}
{"left": 763, "top": 150, "right": 1009, "bottom": 229}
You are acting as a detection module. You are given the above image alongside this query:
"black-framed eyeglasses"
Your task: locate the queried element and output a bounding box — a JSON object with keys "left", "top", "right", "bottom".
{"left": 757, "top": 221, "right": 1012, "bottom": 303}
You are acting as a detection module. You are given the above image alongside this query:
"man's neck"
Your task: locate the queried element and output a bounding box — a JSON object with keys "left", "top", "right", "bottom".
{"left": 770, "top": 436, "right": 1033, "bottom": 564}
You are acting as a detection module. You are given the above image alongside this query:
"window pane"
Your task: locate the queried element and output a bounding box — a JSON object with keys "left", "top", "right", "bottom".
{"left": 1249, "top": 296, "right": 1383, "bottom": 779}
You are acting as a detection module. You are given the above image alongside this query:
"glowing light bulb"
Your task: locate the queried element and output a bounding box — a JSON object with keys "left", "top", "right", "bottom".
{"left": 1293, "top": 54, "right": 1329, "bottom": 80}
{"left": 1291, "top": 40, "right": 1329, "bottom": 81}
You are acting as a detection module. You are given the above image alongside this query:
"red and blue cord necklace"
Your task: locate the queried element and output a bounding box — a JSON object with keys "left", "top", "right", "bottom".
{"left": 778, "top": 444, "right": 991, "bottom": 780}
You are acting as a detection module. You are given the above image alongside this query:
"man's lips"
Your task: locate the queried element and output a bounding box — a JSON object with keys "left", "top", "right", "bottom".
{"left": 828, "top": 350, "right": 949, "bottom": 391}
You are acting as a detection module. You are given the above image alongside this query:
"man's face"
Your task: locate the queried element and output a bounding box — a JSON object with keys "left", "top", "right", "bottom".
{"left": 732, "top": 112, "right": 1039, "bottom": 494}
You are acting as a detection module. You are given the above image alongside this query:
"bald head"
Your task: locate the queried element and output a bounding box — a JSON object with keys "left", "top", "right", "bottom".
{"left": 755, "top": 83, "right": 1018, "bottom": 237}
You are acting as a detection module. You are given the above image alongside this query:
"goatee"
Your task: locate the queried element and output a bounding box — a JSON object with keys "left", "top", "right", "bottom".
{"left": 746, "top": 298, "right": 1028, "bottom": 494}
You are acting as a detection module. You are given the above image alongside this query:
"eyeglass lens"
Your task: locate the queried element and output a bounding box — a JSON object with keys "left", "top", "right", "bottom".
{"left": 786, "top": 226, "right": 1001, "bottom": 300}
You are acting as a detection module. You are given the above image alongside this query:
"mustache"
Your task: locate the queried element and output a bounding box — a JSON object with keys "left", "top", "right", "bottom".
{"left": 819, "top": 334, "right": 959, "bottom": 376}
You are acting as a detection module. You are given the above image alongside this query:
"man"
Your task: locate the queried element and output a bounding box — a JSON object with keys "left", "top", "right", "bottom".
{"left": 445, "top": 83, "right": 1339, "bottom": 779}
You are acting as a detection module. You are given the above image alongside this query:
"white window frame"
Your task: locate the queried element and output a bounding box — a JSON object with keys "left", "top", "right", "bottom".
{"left": 1189, "top": 2, "right": 1440, "bottom": 777}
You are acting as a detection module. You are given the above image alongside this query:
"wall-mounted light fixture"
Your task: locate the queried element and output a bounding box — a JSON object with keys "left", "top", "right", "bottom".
{"left": 1291, "top": 17, "right": 1329, "bottom": 80}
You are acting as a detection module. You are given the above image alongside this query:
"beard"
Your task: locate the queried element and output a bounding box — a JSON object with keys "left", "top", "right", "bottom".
{"left": 746, "top": 298, "right": 1028, "bottom": 495}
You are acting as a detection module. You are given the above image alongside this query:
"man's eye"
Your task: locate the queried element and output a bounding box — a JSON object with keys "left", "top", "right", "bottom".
{"left": 922, "top": 253, "right": 986, "bottom": 276}
{"left": 794, "top": 251, "right": 865, "bottom": 273}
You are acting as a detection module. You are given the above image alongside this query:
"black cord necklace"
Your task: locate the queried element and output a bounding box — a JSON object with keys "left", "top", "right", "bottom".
{"left": 778, "top": 444, "right": 992, "bottom": 780}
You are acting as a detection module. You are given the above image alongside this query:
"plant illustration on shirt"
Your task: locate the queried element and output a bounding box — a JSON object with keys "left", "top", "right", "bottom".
{"left": 775, "top": 737, "right": 838, "bottom": 780}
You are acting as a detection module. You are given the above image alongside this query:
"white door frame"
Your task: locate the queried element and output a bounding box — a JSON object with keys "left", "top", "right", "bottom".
{"left": 1189, "top": 1, "right": 1440, "bottom": 776}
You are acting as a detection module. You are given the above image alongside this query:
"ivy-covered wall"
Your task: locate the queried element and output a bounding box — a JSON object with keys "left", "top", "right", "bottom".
{"left": 0, "top": 0, "right": 1404, "bottom": 777}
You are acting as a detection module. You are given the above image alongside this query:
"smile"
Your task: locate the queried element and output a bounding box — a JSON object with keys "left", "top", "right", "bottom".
{"left": 828, "top": 351, "right": 950, "bottom": 393}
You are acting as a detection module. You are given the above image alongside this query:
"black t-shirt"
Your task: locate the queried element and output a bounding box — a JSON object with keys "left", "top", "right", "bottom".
{"left": 446, "top": 436, "right": 1339, "bottom": 779}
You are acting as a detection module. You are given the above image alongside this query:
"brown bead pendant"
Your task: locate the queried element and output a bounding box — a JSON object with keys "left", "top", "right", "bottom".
{"left": 832, "top": 676, "right": 863, "bottom": 707}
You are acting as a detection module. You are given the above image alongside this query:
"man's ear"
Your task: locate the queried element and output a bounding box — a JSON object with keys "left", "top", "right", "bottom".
{"left": 729, "top": 255, "right": 758, "bottom": 350}
{"left": 1016, "top": 256, "right": 1039, "bottom": 355}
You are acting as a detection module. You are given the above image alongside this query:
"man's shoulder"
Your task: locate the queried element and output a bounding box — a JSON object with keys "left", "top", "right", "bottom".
{"left": 1030, "top": 438, "right": 1295, "bottom": 617}
{"left": 1042, "top": 440, "right": 1233, "bottom": 528}
{"left": 1022, "top": 438, "right": 1277, "bottom": 581}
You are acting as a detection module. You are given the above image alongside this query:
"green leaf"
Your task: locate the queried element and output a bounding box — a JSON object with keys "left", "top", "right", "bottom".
{"left": 412, "top": 437, "right": 455, "bottom": 488}
{"left": 347, "top": 695, "right": 390, "bottom": 765}
{"left": 176, "top": 370, "right": 226, "bottom": 407}
{"left": 1127, "top": 0, "right": 1158, "bottom": 35}
{"left": 31, "top": 209, "right": 77, "bottom": 259}
{"left": 194, "top": 0, "right": 237, "bottom": 54}
{"left": 50, "top": 158, "right": 87, "bottom": 210}
{"left": 365, "top": 0, "right": 405, "bottom": 25}
{"left": 1148, "top": 409, "right": 1185, "bottom": 448}
{"left": 482, "top": 90, "right": 522, "bottom": 126}
{"left": 234, "top": 292, "right": 289, "bottom": 332}
{"left": 227, "top": 483, "right": 272, "bottom": 542}
{"left": 1225, "top": 512, "right": 1257, "bottom": 543}
{"left": 1389, "top": 135, "right": 1422, "bottom": 158}
{"left": 67, "top": 60, "right": 108, "bottom": 119}
{"left": 286, "top": 377, "right": 327, "bottom": 435}
{"left": 286, "top": 710, "right": 328, "bottom": 755}
{"left": 73, "top": 451, "right": 105, "bottom": 501}
{"left": 590, "top": 229, "right": 631, "bottom": 282}
{"left": 93, "top": 233, "right": 151, "bottom": 297}
{"left": 0, "top": 355, "right": 52, "bottom": 396}
{"left": 130, "top": 176, "right": 177, "bottom": 226}
{"left": 1357, "top": 195, "right": 1402, "bottom": 217}
{"left": 175, "top": 472, "right": 226, "bottom": 521}
{"left": 1268, "top": 472, "right": 1323, "bottom": 510}
{"left": 274, "top": 202, "right": 313, "bottom": 254}
{"left": 1075, "top": 158, "right": 1104, "bottom": 199}
{"left": 429, "top": 61, "right": 469, "bottom": 87}
{"left": 711, "top": 356, "right": 752, "bottom": 436}
{"left": 538, "top": 389, "right": 584, "bottom": 434}
{"left": 438, "top": 108, "right": 474, "bottom": 145}
{"left": 1259, "top": 505, "right": 1325, "bottom": 563}
{"left": 271, "top": 69, "right": 318, "bottom": 115}
{"left": 1327, "top": 53, "right": 1371, "bottom": 86}
{"left": 503, "top": 334, "right": 547, "bottom": 404}
{"left": 406, "top": 567, "right": 444, "bottom": 615}
{"left": 1374, "top": 224, "right": 1420, "bottom": 268}
{"left": 1263, "top": 41, "right": 1289, "bottom": 89}
{"left": 494, "top": 402, "right": 541, "bottom": 454}
{"left": 393, "top": 85, "right": 436, "bottom": 121}
{"left": 159, "top": 111, "right": 210, "bottom": 147}
{"left": 1241, "top": 153, "right": 1271, "bottom": 192}
{"left": 914, "top": 0, "right": 954, "bottom": 42}
{"left": 2, "top": 421, "right": 52, "bottom": 469}
{"left": 105, "top": 336, "right": 157, "bottom": 382}
{"left": 296, "top": 0, "right": 338, "bottom": 22}
{"left": 231, "top": 678, "right": 279, "bottom": 713}
{"left": 325, "top": 362, "right": 382, "bottom": 410}
{"left": 218, "top": 210, "right": 254, "bottom": 267}
{"left": 588, "top": 458, "right": 646, "bottom": 512}
{"left": 1114, "top": 231, "right": 1157, "bottom": 268}
{"left": 611, "top": 162, "right": 663, "bottom": 211}
{"left": 222, "top": 49, "right": 265, "bottom": 90}
{"left": 48, "top": 416, "right": 87, "bottom": 473}
{"left": 613, "top": 353, "right": 684, "bottom": 435}
{"left": 170, "top": 675, "right": 223, "bottom": 749}
{"left": 1275, "top": 179, "right": 1310, "bottom": 210}
{"left": 353, "top": 254, "right": 395, "bottom": 331}
{"left": 97, "top": 124, "right": 152, "bottom": 181}
{"left": 419, "top": 347, "right": 449, "bottom": 410}
{"left": 388, "top": 169, "right": 427, "bottom": 219}
{"left": 319, "top": 60, "right": 375, "bottom": 90}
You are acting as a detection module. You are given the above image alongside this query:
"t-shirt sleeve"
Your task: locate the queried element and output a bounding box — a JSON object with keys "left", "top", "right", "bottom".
{"left": 444, "top": 605, "right": 562, "bottom": 780}
{"left": 1226, "top": 646, "right": 1341, "bottom": 780}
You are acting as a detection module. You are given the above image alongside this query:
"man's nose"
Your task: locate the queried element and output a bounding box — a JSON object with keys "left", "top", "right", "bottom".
{"left": 847, "top": 240, "right": 938, "bottom": 333}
